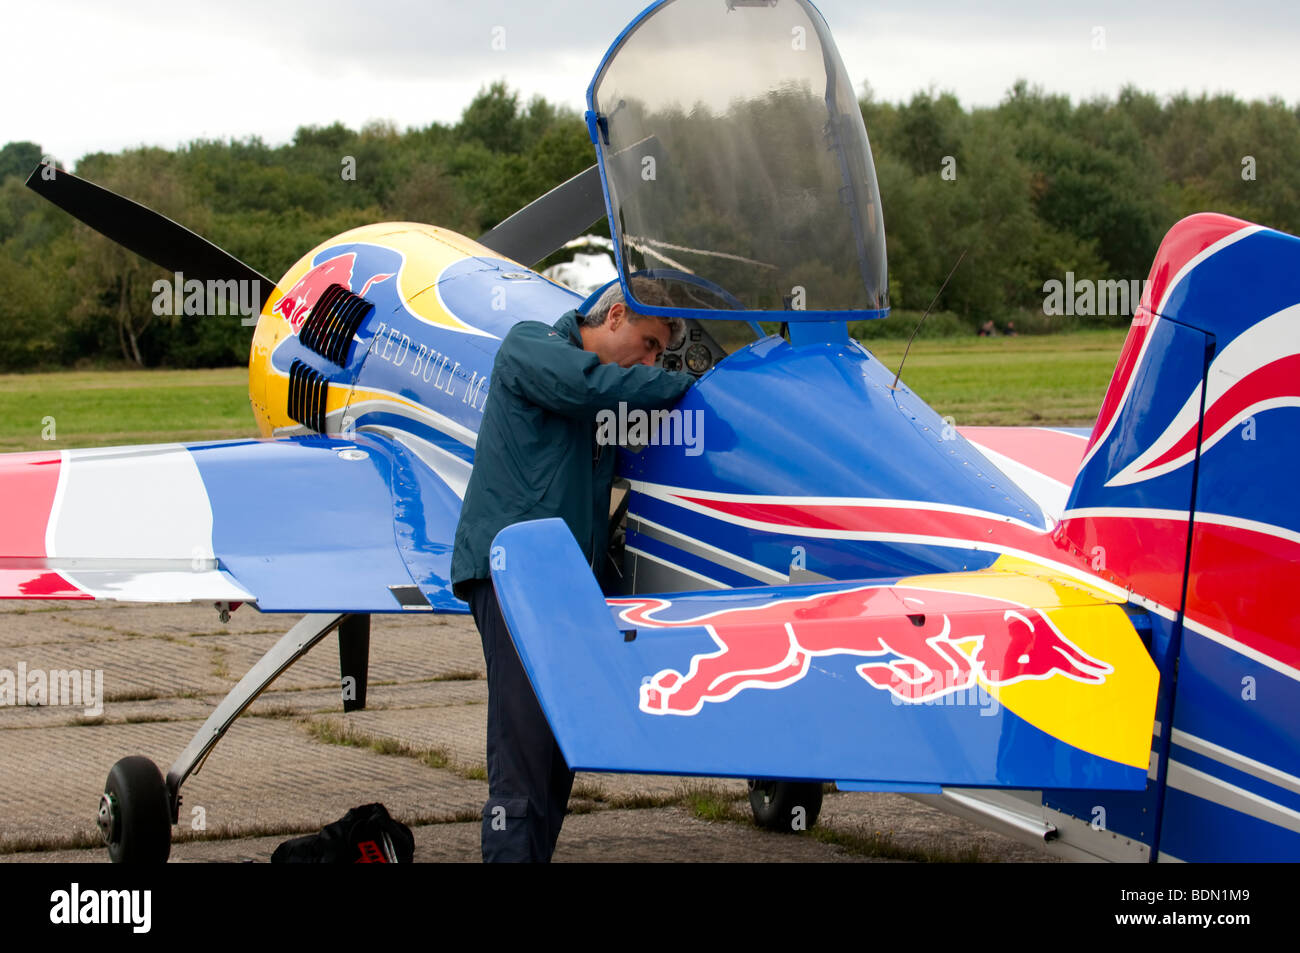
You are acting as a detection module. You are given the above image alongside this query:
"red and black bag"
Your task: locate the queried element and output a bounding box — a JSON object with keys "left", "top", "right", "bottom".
{"left": 271, "top": 803, "right": 414, "bottom": 863}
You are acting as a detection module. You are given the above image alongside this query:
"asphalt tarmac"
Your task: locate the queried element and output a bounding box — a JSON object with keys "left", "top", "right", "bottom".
{"left": 0, "top": 599, "right": 1053, "bottom": 863}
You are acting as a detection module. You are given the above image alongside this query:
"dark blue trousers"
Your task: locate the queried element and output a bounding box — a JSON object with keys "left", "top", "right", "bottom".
{"left": 466, "top": 579, "right": 574, "bottom": 863}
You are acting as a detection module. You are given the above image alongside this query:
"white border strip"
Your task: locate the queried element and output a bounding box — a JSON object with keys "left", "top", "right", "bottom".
{"left": 1171, "top": 729, "right": 1300, "bottom": 796}
{"left": 1166, "top": 760, "right": 1300, "bottom": 835}
{"left": 624, "top": 544, "right": 727, "bottom": 590}
{"left": 629, "top": 514, "right": 788, "bottom": 584}
{"left": 1181, "top": 615, "right": 1300, "bottom": 684}
{"left": 1078, "top": 224, "right": 1265, "bottom": 470}
{"left": 630, "top": 480, "right": 1050, "bottom": 534}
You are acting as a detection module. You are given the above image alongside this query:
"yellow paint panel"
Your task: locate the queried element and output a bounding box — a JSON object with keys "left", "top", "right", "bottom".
{"left": 248, "top": 221, "right": 500, "bottom": 435}
{"left": 901, "top": 554, "right": 1120, "bottom": 609}
{"left": 899, "top": 559, "right": 1159, "bottom": 770}
{"left": 983, "top": 603, "right": 1158, "bottom": 769}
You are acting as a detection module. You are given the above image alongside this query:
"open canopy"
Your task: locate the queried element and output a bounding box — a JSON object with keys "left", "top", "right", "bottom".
{"left": 587, "top": 0, "right": 888, "bottom": 322}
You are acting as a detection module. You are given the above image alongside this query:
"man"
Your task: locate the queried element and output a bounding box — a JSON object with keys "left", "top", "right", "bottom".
{"left": 451, "top": 277, "right": 692, "bottom": 862}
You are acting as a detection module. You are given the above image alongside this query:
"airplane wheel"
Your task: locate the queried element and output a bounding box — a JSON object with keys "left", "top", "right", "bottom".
{"left": 748, "top": 779, "right": 823, "bottom": 833}
{"left": 98, "top": 756, "right": 172, "bottom": 863}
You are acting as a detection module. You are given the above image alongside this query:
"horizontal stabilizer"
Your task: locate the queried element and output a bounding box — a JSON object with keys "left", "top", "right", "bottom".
{"left": 492, "top": 519, "right": 1158, "bottom": 790}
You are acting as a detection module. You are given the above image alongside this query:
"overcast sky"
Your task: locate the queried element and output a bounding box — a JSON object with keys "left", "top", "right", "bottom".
{"left": 6, "top": 0, "right": 1297, "bottom": 165}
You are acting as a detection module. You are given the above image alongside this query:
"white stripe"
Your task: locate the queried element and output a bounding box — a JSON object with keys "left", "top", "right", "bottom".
{"left": 624, "top": 545, "right": 727, "bottom": 589}
{"left": 1197, "top": 396, "right": 1300, "bottom": 460}
{"left": 1181, "top": 615, "right": 1300, "bottom": 685}
{"left": 1193, "top": 512, "right": 1300, "bottom": 547}
{"left": 1155, "top": 225, "right": 1266, "bottom": 316}
{"left": 361, "top": 425, "right": 471, "bottom": 499}
{"left": 1077, "top": 313, "right": 1161, "bottom": 473}
{"left": 51, "top": 446, "right": 215, "bottom": 560}
{"left": 47, "top": 445, "right": 255, "bottom": 603}
{"left": 1078, "top": 224, "right": 1265, "bottom": 472}
{"left": 44, "top": 449, "right": 70, "bottom": 558}
{"left": 633, "top": 488, "right": 1158, "bottom": 611}
{"left": 1052, "top": 507, "right": 1191, "bottom": 619}
{"left": 1106, "top": 300, "right": 1300, "bottom": 487}
{"left": 40, "top": 449, "right": 81, "bottom": 597}
{"left": 1171, "top": 729, "right": 1300, "bottom": 796}
{"left": 264, "top": 374, "right": 480, "bottom": 450}
{"left": 1126, "top": 591, "right": 1180, "bottom": 622}
{"left": 329, "top": 394, "right": 477, "bottom": 449}
{"left": 1037, "top": 427, "right": 1088, "bottom": 441}
{"left": 1061, "top": 505, "right": 1190, "bottom": 522}
{"left": 629, "top": 514, "right": 788, "bottom": 584}
{"left": 1166, "top": 760, "right": 1300, "bottom": 835}
{"left": 50, "top": 570, "right": 253, "bottom": 603}
{"left": 628, "top": 480, "right": 1049, "bottom": 533}
{"left": 964, "top": 439, "right": 1070, "bottom": 522}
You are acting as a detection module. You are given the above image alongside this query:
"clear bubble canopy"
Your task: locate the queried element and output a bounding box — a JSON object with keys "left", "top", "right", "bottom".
{"left": 587, "top": 0, "right": 888, "bottom": 321}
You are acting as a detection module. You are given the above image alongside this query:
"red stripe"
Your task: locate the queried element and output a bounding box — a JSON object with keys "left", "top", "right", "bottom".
{"left": 0, "top": 451, "right": 89, "bottom": 599}
{"left": 1053, "top": 514, "right": 1189, "bottom": 610}
{"left": 958, "top": 427, "right": 1085, "bottom": 485}
{"left": 0, "top": 570, "right": 91, "bottom": 599}
{"left": 676, "top": 496, "right": 1068, "bottom": 563}
{"left": 1143, "top": 213, "right": 1252, "bottom": 315}
{"left": 1087, "top": 306, "right": 1155, "bottom": 457}
{"left": 1139, "top": 354, "right": 1300, "bottom": 473}
{"left": 0, "top": 451, "right": 62, "bottom": 557}
{"left": 1186, "top": 521, "right": 1300, "bottom": 670}
{"left": 1088, "top": 214, "right": 1253, "bottom": 459}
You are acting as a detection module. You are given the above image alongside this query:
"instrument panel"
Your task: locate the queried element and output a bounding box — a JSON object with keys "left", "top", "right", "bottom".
{"left": 660, "top": 320, "right": 733, "bottom": 378}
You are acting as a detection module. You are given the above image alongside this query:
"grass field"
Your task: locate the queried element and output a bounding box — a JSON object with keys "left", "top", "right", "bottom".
{"left": 0, "top": 329, "right": 1128, "bottom": 452}
{"left": 862, "top": 328, "right": 1128, "bottom": 427}
{"left": 0, "top": 367, "right": 251, "bottom": 452}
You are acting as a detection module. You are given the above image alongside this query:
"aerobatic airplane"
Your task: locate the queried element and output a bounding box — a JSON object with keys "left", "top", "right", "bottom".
{"left": 2, "top": 0, "right": 1296, "bottom": 863}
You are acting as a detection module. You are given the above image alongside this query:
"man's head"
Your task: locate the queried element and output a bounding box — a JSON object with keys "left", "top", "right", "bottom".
{"left": 578, "top": 278, "right": 686, "bottom": 367}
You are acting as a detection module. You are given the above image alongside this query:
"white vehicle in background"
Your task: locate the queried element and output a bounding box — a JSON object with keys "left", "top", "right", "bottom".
{"left": 541, "top": 236, "right": 618, "bottom": 295}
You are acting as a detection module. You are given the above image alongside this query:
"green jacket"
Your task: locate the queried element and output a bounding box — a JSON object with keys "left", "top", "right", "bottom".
{"left": 451, "top": 310, "right": 692, "bottom": 597}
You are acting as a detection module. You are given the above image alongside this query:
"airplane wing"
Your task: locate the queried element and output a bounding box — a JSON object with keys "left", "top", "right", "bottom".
{"left": 0, "top": 432, "right": 466, "bottom": 613}
{"left": 958, "top": 426, "right": 1090, "bottom": 522}
{"left": 491, "top": 518, "right": 1158, "bottom": 792}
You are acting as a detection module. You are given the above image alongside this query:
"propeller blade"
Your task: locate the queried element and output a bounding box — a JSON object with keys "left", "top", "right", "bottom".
{"left": 476, "top": 164, "right": 607, "bottom": 266}
{"left": 26, "top": 163, "right": 277, "bottom": 310}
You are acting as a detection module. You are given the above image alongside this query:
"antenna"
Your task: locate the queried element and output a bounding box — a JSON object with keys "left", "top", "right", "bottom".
{"left": 890, "top": 247, "right": 969, "bottom": 391}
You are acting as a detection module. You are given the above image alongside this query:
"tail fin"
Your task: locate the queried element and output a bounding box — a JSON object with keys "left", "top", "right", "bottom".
{"left": 1055, "top": 213, "right": 1300, "bottom": 665}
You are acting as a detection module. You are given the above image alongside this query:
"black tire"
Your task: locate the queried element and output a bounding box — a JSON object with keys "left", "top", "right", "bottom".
{"left": 99, "top": 756, "right": 172, "bottom": 863}
{"left": 747, "top": 779, "right": 824, "bottom": 833}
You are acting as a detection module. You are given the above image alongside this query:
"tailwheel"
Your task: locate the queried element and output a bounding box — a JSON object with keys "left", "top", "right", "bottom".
{"left": 98, "top": 756, "right": 172, "bottom": 863}
{"left": 747, "top": 779, "right": 824, "bottom": 833}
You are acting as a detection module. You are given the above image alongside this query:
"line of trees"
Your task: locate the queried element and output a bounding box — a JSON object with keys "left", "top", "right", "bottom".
{"left": 1, "top": 81, "right": 1296, "bottom": 370}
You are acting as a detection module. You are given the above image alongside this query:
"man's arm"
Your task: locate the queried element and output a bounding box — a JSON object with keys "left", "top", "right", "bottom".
{"left": 494, "top": 322, "right": 692, "bottom": 418}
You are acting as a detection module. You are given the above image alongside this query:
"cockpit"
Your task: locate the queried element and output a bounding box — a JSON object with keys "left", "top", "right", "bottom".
{"left": 587, "top": 0, "right": 889, "bottom": 325}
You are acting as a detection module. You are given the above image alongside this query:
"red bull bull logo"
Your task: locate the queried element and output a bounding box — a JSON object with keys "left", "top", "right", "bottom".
{"left": 271, "top": 252, "right": 394, "bottom": 334}
{"left": 612, "top": 585, "right": 1112, "bottom": 716}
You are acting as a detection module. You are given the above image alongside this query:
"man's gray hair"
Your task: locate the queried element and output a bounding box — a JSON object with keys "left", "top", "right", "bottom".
{"left": 580, "top": 279, "right": 686, "bottom": 351}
